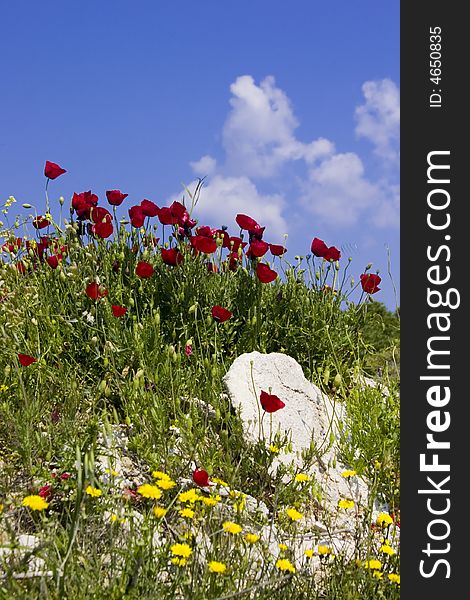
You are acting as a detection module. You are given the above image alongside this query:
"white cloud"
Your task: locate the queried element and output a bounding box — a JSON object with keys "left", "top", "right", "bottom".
{"left": 300, "top": 152, "right": 399, "bottom": 228}
{"left": 183, "top": 75, "right": 399, "bottom": 236}
{"left": 172, "top": 175, "right": 288, "bottom": 241}
{"left": 355, "top": 79, "right": 400, "bottom": 162}
{"left": 221, "top": 75, "right": 334, "bottom": 177}
{"left": 190, "top": 155, "right": 217, "bottom": 176}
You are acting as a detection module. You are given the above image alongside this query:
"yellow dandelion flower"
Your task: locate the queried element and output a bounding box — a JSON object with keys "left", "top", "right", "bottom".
{"left": 278, "top": 543, "right": 288, "bottom": 552}
{"left": 171, "top": 557, "right": 187, "bottom": 567}
{"left": 286, "top": 507, "right": 303, "bottom": 521}
{"left": 234, "top": 497, "right": 246, "bottom": 512}
{"left": 341, "top": 470, "right": 357, "bottom": 478}
{"left": 268, "top": 444, "right": 280, "bottom": 454}
{"left": 208, "top": 560, "right": 227, "bottom": 574}
{"left": 22, "top": 495, "right": 49, "bottom": 511}
{"left": 178, "top": 488, "right": 201, "bottom": 503}
{"left": 137, "top": 484, "right": 162, "bottom": 500}
{"left": 170, "top": 543, "right": 192, "bottom": 558}
{"left": 245, "top": 533, "right": 260, "bottom": 544}
{"left": 110, "top": 514, "right": 126, "bottom": 524}
{"left": 0, "top": 384, "right": 8, "bottom": 392}
{"left": 364, "top": 559, "right": 382, "bottom": 570}
{"left": 152, "top": 470, "right": 171, "bottom": 481}
{"left": 222, "top": 521, "right": 243, "bottom": 535}
{"left": 380, "top": 544, "right": 396, "bottom": 556}
{"left": 355, "top": 559, "right": 362, "bottom": 567}
{"left": 374, "top": 460, "right": 382, "bottom": 469}
{"left": 338, "top": 499, "right": 354, "bottom": 510}
{"left": 304, "top": 549, "right": 314, "bottom": 558}
{"left": 85, "top": 486, "right": 102, "bottom": 498}
{"left": 201, "top": 495, "right": 220, "bottom": 507}
{"left": 211, "top": 477, "right": 229, "bottom": 487}
{"left": 372, "top": 570, "right": 383, "bottom": 579}
{"left": 275, "top": 558, "right": 295, "bottom": 573}
{"left": 318, "top": 545, "right": 332, "bottom": 555}
{"left": 376, "top": 512, "right": 393, "bottom": 527}
{"left": 156, "top": 478, "right": 176, "bottom": 490}
{"left": 388, "top": 573, "right": 400, "bottom": 584}
{"left": 179, "top": 507, "right": 195, "bottom": 519}
{"left": 295, "top": 473, "right": 311, "bottom": 483}
{"left": 153, "top": 506, "right": 167, "bottom": 519}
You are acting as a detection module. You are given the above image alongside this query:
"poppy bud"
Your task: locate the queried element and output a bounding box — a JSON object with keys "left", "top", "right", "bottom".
{"left": 105, "top": 386, "right": 112, "bottom": 397}
{"left": 91, "top": 336, "right": 98, "bottom": 344}
{"left": 189, "top": 303, "right": 198, "bottom": 314}
{"left": 135, "top": 369, "right": 145, "bottom": 379}
{"left": 103, "top": 357, "right": 109, "bottom": 368}
{"left": 22, "top": 203, "right": 32, "bottom": 208}
{"left": 99, "top": 380, "right": 107, "bottom": 391}
{"left": 315, "top": 271, "right": 320, "bottom": 280}
{"left": 333, "top": 373, "right": 342, "bottom": 388}
{"left": 59, "top": 196, "right": 65, "bottom": 206}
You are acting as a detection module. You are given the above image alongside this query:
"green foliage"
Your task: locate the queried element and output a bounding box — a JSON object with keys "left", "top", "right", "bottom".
{"left": 0, "top": 215, "right": 400, "bottom": 599}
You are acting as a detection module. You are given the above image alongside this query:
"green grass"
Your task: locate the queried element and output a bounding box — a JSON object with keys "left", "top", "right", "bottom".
{"left": 0, "top": 195, "right": 400, "bottom": 599}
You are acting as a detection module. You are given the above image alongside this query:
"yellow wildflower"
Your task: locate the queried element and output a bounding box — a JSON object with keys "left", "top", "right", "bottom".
{"left": 171, "top": 557, "right": 187, "bottom": 567}
{"left": 179, "top": 507, "right": 195, "bottom": 519}
{"left": 304, "top": 549, "right": 314, "bottom": 558}
{"left": 268, "top": 444, "right": 280, "bottom": 454}
{"left": 153, "top": 506, "right": 167, "bottom": 519}
{"left": 286, "top": 507, "right": 303, "bottom": 521}
{"left": 222, "top": 521, "right": 243, "bottom": 535}
{"left": 341, "top": 470, "right": 357, "bottom": 478}
{"left": 364, "top": 559, "right": 382, "bottom": 570}
{"left": 137, "top": 484, "right": 162, "bottom": 500}
{"left": 178, "top": 488, "right": 202, "bottom": 503}
{"left": 211, "top": 477, "right": 229, "bottom": 487}
{"left": 278, "top": 543, "right": 288, "bottom": 552}
{"left": 318, "top": 545, "right": 332, "bottom": 555}
{"left": 338, "top": 499, "right": 354, "bottom": 509}
{"left": 372, "top": 570, "right": 383, "bottom": 579}
{"left": 208, "top": 560, "right": 227, "bottom": 574}
{"left": 85, "top": 486, "right": 102, "bottom": 498}
{"left": 156, "top": 478, "right": 176, "bottom": 490}
{"left": 376, "top": 512, "right": 393, "bottom": 527}
{"left": 275, "top": 558, "right": 295, "bottom": 573}
{"left": 152, "top": 470, "right": 171, "bottom": 481}
{"left": 380, "top": 544, "right": 396, "bottom": 556}
{"left": 295, "top": 473, "right": 311, "bottom": 483}
{"left": 22, "top": 495, "right": 49, "bottom": 511}
{"left": 170, "top": 543, "right": 192, "bottom": 558}
{"left": 245, "top": 533, "right": 260, "bottom": 544}
{"left": 388, "top": 573, "right": 400, "bottom": 584}
{"left": 201, "top": 495, "right": 220, "bottom": 507}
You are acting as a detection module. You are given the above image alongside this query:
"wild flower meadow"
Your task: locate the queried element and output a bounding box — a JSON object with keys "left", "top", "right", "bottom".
{"left": 0, "top": 162, "right": 400, "bottom": 599}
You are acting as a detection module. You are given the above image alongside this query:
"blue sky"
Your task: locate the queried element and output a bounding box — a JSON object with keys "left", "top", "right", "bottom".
{"left": 1, "top": 0, "right": 399, "bottom": 308}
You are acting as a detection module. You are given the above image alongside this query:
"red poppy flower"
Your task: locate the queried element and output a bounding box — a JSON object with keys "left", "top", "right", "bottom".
{"left": 106, "top": 190, "right": 128, "bottom": 206}
{"left": 157, "top": 207, "right": 178, "bottom": 225}
{"left": 38, "top": 485, "right": 53, "bottom": 500}
{"left": 140, "top": 199, "right": 159, "bottom": 217}
{"left": 236, "top": 214, "right": 259, "bottom": 231}
{"left": 72, "top": 191, "right": 98, "bottom": 220}
{"left": 135, "top": 261, "right": 154, "bottom": 278}
{"left": 324, "top": 246, "right": 341, "bottom": 261}
{"left": 360, "top": 273, "right": 381, "bottom": 294}
{"left": 32, "top": 216, "right": 50, "bottom": 229}
{"left": 85, "top": 282, "right": 108, "bottom": 300}
{"left": 92, "top": 220, "right": 114, "bottom": 238}
{"left": 111, "top": 305, "right": 128, "bottom": 317}
{"left": 46, "top": 255, "right": 59, "bottom": 269}
{"left": 228, "top": 252, "right": 240, "bottom": 271}
{"left": 18, "top": 353, "right": 37, "bottom": 367}
{"left": 310, "top": 238, "right": 329, "bottom": 257}
{"left": 246, "top": 239, "right": 269, "bottom": 258}
{"left": 60, "top": 472, "right": 71, "bottom": 480}
{"left": 192, "top": 235, "right": 217, "bottom": 254}
{"left": 129, "top": 205, "right": 145, "bottom": 228}
{"left": 256, "top": 263, "right": 277, "bottom": 283}
{"left": 211, "top": 305, "right": 232, "bottom": 323}
{"left": 44, "top": 160, "right": 66, "bottom": 180}
{"left": 196, "top": 226, "right": 216, "bottom": 238}
{"left": 169, "top": 201, "right": 187, "bottom": 220}
{"left": 192, "top": 468, "right": 210, "bottom": 487}
{"left": 161, "top": 247, "right": 184, "bottom": 266}
{"left": 248, "top": 224, "right": 265, "bottom": 240}
{"left": 269, "top": 244, "right": 287, "bottom": 256}
{"left": 185, "top": 343, "right": 193, "bottom": 357}
{"left": 260, "top": 390, "right": 285, "bottom": 413}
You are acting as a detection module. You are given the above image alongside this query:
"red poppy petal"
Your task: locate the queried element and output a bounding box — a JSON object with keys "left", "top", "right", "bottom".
{"left": 18, "top": 353, "right": 37, "bottom": 367}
